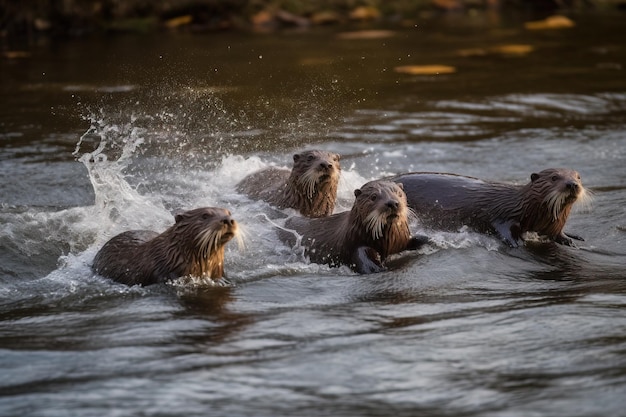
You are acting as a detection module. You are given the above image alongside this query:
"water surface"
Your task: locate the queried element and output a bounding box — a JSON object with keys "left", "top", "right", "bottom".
{"left": 1, "top": 12, "right": 625, "bottom": 417}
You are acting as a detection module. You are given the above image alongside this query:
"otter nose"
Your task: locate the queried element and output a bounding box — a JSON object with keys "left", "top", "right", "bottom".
{"left": 566, "top": 181, "right": 579, "bottom": 192}
{"left": 386, "top": 200, "right": 399, "bottom": 210}
{"left": 222, "top": 217, "right": 235, "bottom": 226}
{"left": 319, "top": 161, "right": 332, "bottom": 170}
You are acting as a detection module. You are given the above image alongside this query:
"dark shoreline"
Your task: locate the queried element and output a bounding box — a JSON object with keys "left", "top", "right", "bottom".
{"left": 2, "top": 0, "right": 624, "bottom": 43}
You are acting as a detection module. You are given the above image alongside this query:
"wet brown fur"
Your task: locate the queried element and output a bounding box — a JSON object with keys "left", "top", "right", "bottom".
{"left": 280, "top": 180, "right": 428, "bottom": 273}
{"left": 391, "top": 168, "right": 590, "bottom": 247}
{"left": 92, "top": 207, "right": 238, "bottom": 286}
{"left": 237, "top": 150, "right": 341, "bottom": 218}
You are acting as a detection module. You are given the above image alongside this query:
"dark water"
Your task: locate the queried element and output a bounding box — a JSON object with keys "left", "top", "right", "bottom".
{"left": 1, "top": 12, "right": 626, "bottom": 417}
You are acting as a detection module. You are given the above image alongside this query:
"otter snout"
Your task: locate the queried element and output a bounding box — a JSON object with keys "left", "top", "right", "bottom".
{"left": 565, "top": 181, "right": 580, "bottom": 194}
{"left": 386, "top": 199, "right": 400, "bottom": 211}
{"left": 318, "top": 161, "right": 335, "bottom": 171}
{"left": 221, "top": 216, "right": 238, "bottom": 238}
{"left": 218, "top": 216, "right": 238, "bottom": 244}
{"left": 222, "top": 216, "right": 236, "bottom": 226}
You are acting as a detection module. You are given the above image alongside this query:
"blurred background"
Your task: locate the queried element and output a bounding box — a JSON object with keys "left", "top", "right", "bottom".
{"left": 2, "top": 0, "right": 625, "bottom": 42}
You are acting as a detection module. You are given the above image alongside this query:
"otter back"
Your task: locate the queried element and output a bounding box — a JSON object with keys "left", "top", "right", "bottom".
{"left": 390, "top": 169, "right": 587, "bottom": 247}
{"left": 236, "top": 167, "right": 290, "bottom": 201}
{"left": 92, "top": 230, "right": 162, "bottom": 286}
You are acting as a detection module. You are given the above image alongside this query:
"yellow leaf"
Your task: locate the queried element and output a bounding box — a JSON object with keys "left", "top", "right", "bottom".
{"left": 525, "top": 15, "right": 575, "bottom": 30}
{"left": 310, "top": 11, "right": 341, "bottom": 25}
{"left": 490, "top": 44, "right": 534, "bottom": 55}
{"left": 164, "top": 15, "right": 192, "bottom": 29}
{"left": 337, "top": 30, "right": 395, "bottom": 40}
{"left": 394, "top": 65, "right": 456, "bottom": 75}
{"left": 3, "top": 51, "right": 31, "bottom": 59}
{"left": 349, "top": 6, "right": 381, "bottom": 20}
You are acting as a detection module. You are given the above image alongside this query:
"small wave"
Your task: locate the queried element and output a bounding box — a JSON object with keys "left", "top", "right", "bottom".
{"left": 334, "top": 93, "right": 626, "bottom": 144}
{"left": 438, "top": 92, "right": 625, "bottom": 117}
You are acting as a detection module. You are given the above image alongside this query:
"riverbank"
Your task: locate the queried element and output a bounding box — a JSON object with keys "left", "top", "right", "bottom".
{"left": 2, "top": 0, "right": 625, "bottom": 43}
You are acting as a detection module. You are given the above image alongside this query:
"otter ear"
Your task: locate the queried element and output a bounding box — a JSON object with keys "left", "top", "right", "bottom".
{"left": 531, "top": 173, "right": 540, "bottom": 182}
{"left": 396, "top": 182, "right": 404, "bottom": 190}
{"left": 174, "top": 210, "right": 187, "bottom": 223}
{"left": 354, "top": 188, "right": 362, "bottom": 198}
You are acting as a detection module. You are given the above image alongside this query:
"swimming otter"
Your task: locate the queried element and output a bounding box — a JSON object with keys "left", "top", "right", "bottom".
{"left": 92, "top": 207, "right": 238, "bottom": 286}
{"left": 389, "top": 168, "right": 590, "bottom": 247}
{"left": 279, "top": 180, "right": 430, "bottom": 274}
{"left": 236, "top": 150, "right": 341, "bottom": 218}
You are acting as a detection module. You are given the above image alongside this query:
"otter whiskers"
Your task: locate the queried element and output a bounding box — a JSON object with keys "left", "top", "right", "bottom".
{"left": 544, "top": 188, "right": 570, "bottom": 221}
{"left": 543, "top": 182, "right": 592, "bottom": 220}
{"left": 299, "top": 168, "right": 320, "bottom": 199}
{"left": 364, "top": 210, "right": 388, "bottom": 240}
{"left": 197, "top": 227, "right": 222, "bottom": 258}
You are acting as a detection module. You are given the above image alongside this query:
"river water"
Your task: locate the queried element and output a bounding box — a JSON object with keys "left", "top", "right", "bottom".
{"left": 1, "top": 11, "right": 625, "bottom": 417}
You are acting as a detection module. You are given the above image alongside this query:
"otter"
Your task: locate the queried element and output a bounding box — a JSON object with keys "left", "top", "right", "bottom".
{"left": 92, "top": 207, "right": 238, "bottom": 286}
{"left": 279, "top": 180, "right": 430, "bottom": 274}
{"left": 389, "top": 168, "right": 590, "bottom": 247}
{"left": 236, "top": 150, "right": 341, "bottom": 218}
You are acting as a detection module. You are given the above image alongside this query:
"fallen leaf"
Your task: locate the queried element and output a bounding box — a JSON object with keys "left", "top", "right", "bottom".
{"left": 164, "top": 15, "right": 192, "bottom": 29}
{"left": 337, "top": 30, "right": 395, "bottom": 40}
{"left": 457, "top": 44, "right": 534, "bottom": 57}
{"left": 349, "top": 6, "right": 381, "bottom": 20}
{"left": 3, "top": 51, "right": 31, "bottom": 59}
{"left": 251, "top": 10, "right": 273, "bottom": 26}
{"left": 490, "top": 44, "right": 534, "bottom": 55}
{"left": 310, "top": 11, "right": 341, "bottom": 25}
{"left": 525, "top": 15, "right": 575, "bottom": 30}
{"left": 394, "top": 65, "right": 456, "bottom": 75}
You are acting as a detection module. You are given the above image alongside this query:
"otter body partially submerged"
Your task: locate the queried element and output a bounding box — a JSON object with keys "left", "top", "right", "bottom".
{"left": 92, "top": 207, "right": 238, "bottom": 286}
{"left": 237, "top": 150, "right": 341, "bottom": 218}
{"left": 280, "top": 180, "right": 429, "bottom": 274}
{"left": 390, "top": 168, "right": 590, "bottom": 247}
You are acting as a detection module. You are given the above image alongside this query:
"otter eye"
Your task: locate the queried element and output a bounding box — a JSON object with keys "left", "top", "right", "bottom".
{"left": 202, "top": 213, "right": 211, "bottom": 220}
{"left": 370, "top": 194, "right": 378, "bottom": 202}
{"left": 551, "top": 175, "right": 558, "bottom": 181}
{"left": 307, "top": 155, "right": 314, "bottom": 162}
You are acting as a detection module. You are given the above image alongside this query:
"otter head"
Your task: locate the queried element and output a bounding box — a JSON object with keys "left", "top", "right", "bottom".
{"left": 171, "top": 207, "right": 239, "bottom": 278}
{"left": 353, "top": 180, "right": 410, "bottom": 241}
{"left": 292, "top": 150, "right": 341, "bottom": 199}
{"left": 174, "top": 207, "right": 238, "bottom": 249}
{"left": 529, "top": 168, "right": 590, "bottom": 221}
